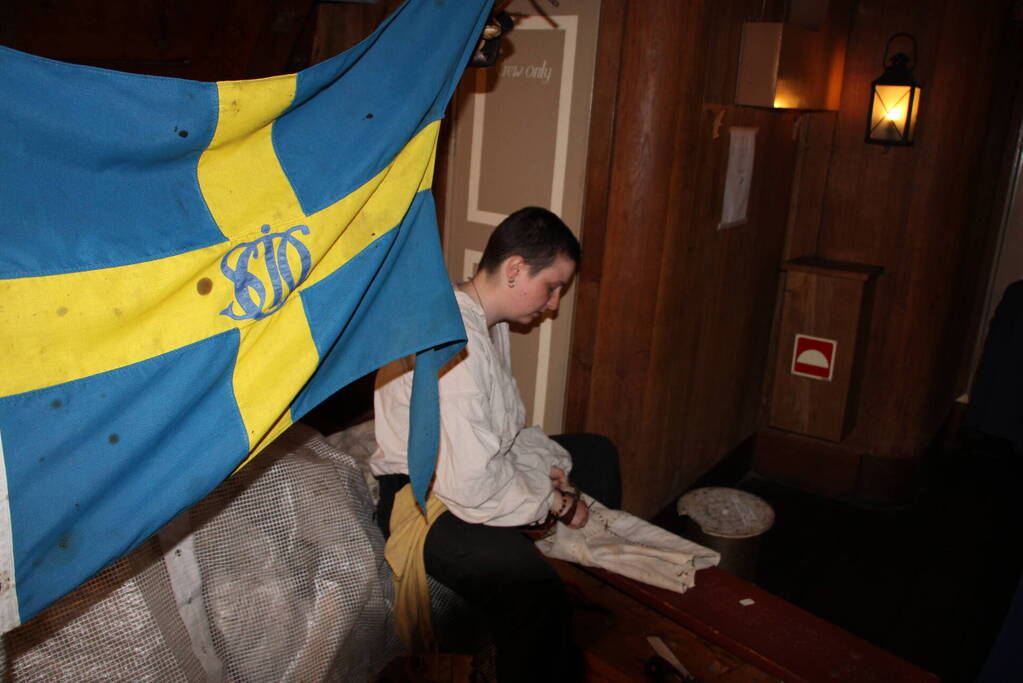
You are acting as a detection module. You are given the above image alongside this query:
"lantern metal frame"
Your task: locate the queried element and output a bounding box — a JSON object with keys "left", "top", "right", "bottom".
{"left": 865, "top": 33, "right": 921, "bottom": 146}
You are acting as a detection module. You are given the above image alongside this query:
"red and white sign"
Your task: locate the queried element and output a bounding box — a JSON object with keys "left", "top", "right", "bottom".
{"left": 791, "top": 334, "right": 837, "bottom": 381}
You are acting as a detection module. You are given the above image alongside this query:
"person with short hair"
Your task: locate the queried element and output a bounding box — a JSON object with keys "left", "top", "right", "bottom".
{"left": 372, "top": 206, "right": 620, "bottom": 682}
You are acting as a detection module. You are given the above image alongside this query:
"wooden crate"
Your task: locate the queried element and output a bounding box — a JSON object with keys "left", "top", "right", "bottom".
{"left": 769, "top": 257, "right": 882, "bottom": 442}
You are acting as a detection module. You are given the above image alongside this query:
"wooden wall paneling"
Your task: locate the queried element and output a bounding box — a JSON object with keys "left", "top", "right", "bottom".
{"left": 639, "top": 100, "right": 722, "bottom": 508}
{"left": 564, "top": 0, "right": 627, "bottom": 433}
{"left": 956, "top": 15, "right": 1023, "bottom": 395}
{"left": 676, "top": 107, "right": 724, "bottom": 475}
{"left": 671, "top": 108, "right": 736, "bottom": 485}
{"left": 609, "top": 0, "right": 707, "bottom": 507}
{"left": 634, "top": 13, "right": 798, "bottom": 517}
{"left": 208, "top": 0, "right": 317, "bottom": 78}
{"left": 609, "top": 98, "right": 800, "bottom": 515}
{"left": 899, "top": 1, "right": 1013, "bottom": 455}
{"left": 813, "top": 0, "right": 932, "bottom": 464}
{"left": 856, "top": 0, "right": 1009, "bottom": 465}
{"left": 816, "top": 0, "right": 924, "bottom": 266}
{"left": 3, "top": 1, "right": 203, "bottom": 72}
{"left": 569, "top": 0, "right": 806, "bottom": 517}
{"left": 310, "top": 0, "right": 404, "bottom": 66}
{"left": 753, "top": 0, "right": 1016, "bottom": 502}
{"left": 866, "top": 7, "right": 963, "bottom": 461}
{"left": 634, "top": 32, "right": 753, "bottom": 516}
{"left": 2, "top": 0, "right": 317, "bottom": 81}
{"left": 579, "top": 0, "right": 712, "bottom": 516}
{"left": 691, "top": 110, "right": 802, "bottom": 474}
{"left": 782, "top": 112, "right": 838, "bottom": 261}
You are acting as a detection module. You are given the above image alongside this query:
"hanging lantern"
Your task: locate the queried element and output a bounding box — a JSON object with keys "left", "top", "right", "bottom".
{"left": 866, "top": 33, "right": 921, "bottom": 146}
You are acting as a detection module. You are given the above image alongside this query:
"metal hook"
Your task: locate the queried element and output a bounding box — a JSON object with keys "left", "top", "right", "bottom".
{"left": 883, "top": 32, "right": 917, "bottom": 70}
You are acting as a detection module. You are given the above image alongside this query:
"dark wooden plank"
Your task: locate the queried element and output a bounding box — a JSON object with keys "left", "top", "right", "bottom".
{"left": 551, "top": 561, "right": 783, "bottom": 682}
{"left": 309, "top": 0, "right": 403, "bottom": 66}
{"left": 577, "top": 564, "right": 940, "bottom": 683}
{"left": 782, "top": 112, "right": 838, "bottom": 261}
{"left": 567, "top": 0, "right": 806, "bottom": 517}
{"left": 572, "top": 0, "right": 714, "bottom": 516}
{"left": 783, "top": 257, "right": 883, "bottom": 281}
{"left": 564, "top": 0, "right": 627, "bottom": 434}
{"left": 3, "top": 0, "right": 317, "bottom": 81}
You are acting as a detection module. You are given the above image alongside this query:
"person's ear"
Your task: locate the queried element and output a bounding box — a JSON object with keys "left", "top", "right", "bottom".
{"left": 503, "top": 255, "right": 525, "bottom": 288}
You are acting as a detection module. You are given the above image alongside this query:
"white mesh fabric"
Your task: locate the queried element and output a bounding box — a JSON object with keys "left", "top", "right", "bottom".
{"left": 3, "top": 541, "right": 195, "bottom": 682}
{"left": 191, "top": 424, "right": 400, "bottom": 682}
{"left": 1, "top": 423, "right": 401, "bottom": 682}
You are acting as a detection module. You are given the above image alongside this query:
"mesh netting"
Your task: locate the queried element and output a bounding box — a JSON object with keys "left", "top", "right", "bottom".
{"left": 1, "top": 423, "right": 404, "bottom": 682}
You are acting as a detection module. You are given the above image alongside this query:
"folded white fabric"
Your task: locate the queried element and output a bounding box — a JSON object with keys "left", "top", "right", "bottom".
{"left": 536, "top": 494, "right": 720, "bottom": 594}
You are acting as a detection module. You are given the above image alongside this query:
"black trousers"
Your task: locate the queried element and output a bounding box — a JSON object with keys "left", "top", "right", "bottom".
{"left": 376, "top": 433, "right": 620, "bottom": 682}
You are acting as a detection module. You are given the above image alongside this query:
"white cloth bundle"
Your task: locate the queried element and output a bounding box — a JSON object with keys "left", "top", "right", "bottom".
{"left": 536, "top": 495, "right": 720, "bottom": 594}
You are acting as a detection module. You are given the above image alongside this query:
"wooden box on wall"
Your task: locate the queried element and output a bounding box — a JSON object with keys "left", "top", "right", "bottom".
{"left": 769, "top": 257, "right": 882, "bottom": 441}
{"left": 735, "top": 22, "right": 845, "bottom": 110}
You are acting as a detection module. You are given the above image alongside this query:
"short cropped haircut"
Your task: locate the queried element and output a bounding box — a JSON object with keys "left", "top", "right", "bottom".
{"left": 478, "top": 206, "right": 580, "bottom": 275}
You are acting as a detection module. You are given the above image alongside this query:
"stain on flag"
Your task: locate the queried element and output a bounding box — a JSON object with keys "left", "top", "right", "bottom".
{"left": 0, "top": 0, "right": 490, "bottom": 632}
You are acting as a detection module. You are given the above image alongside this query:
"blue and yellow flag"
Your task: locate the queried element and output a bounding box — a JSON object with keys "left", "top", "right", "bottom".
{"left": 0, "top": 0, "right": 489, "bottom": 631}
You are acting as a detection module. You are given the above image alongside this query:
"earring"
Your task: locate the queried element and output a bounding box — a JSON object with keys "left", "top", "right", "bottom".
{"left": 507, "top": 278, "right": 515, "bottom": 288}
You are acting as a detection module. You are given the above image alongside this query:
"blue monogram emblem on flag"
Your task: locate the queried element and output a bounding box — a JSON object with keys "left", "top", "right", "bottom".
{"left": 220, "top": 224, "right": 313, "bottom": 321}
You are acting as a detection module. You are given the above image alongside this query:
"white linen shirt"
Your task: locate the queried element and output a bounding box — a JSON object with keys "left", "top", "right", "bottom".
{"left": 371, "top": 287, "right": 571, "bottom": 526}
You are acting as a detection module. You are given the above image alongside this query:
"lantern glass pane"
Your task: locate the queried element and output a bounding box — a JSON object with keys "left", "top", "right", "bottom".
{"left": 905, "top": 86, "right": 920, "bottom": 140}
{"left": 869, "top": 84, "right": 915, "bottom": 142}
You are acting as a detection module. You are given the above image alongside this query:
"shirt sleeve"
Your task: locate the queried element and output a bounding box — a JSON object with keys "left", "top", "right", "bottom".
{"left": 431, "top": 369, "right": 558, "bottom": 527}
{"left": 431, "top": 394, "right": 550, "bottom": 526}
{"left": 373, "top": 291, "right": 568, "bottom": 527}
{"left": 511, "top": 426, "right": 572, "bottom": 478}
{"left": 370, "top": 356, "right": 414, "bottom": 476}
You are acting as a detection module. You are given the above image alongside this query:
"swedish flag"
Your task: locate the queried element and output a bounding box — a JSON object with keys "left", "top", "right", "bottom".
{"left": 0, "top": 0, "right": 488, "bottom": 631}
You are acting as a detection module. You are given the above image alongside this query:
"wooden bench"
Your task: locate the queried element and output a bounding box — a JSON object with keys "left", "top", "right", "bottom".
{"left": 551, "top": 561, "right": 939, "bottom": 682}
